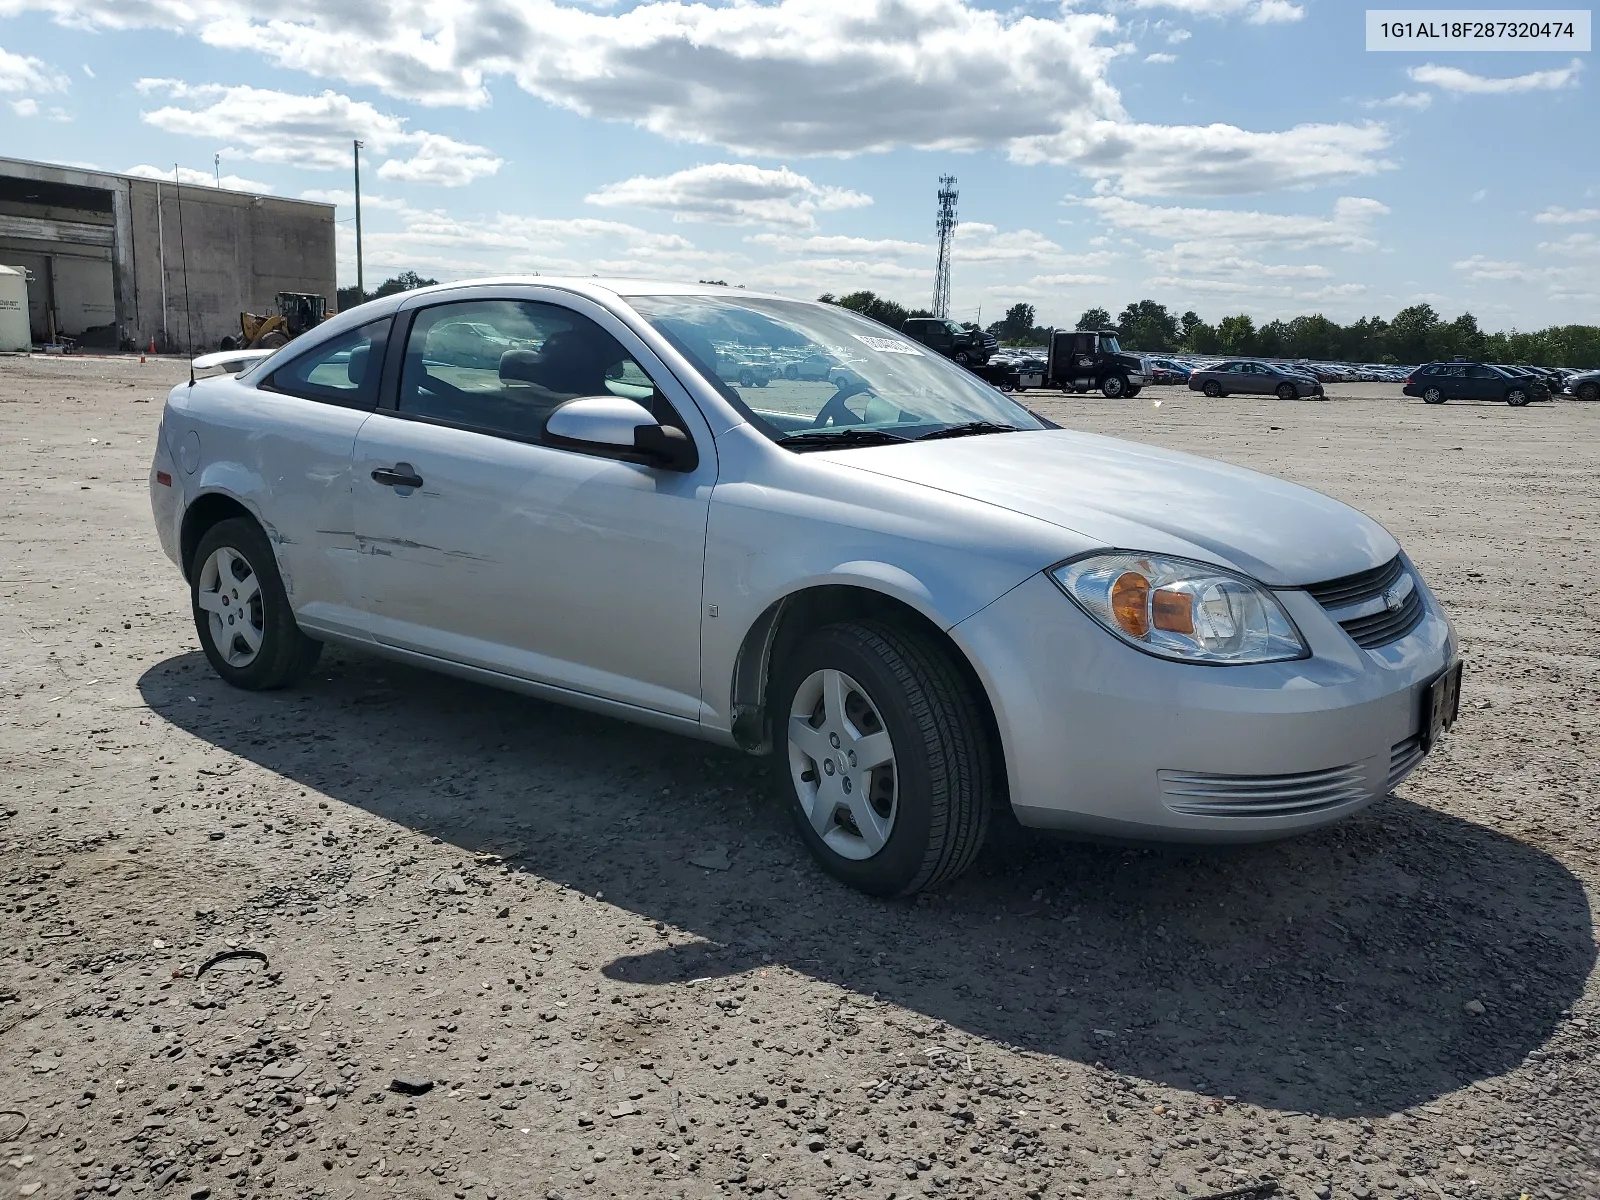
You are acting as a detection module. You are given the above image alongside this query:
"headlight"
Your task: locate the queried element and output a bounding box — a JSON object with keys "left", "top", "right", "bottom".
{"left": 1049, "top": 552, "right": 1307, "bottom": 665}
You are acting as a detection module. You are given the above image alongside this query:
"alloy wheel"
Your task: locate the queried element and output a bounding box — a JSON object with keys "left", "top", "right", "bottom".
{"left": 196, "top": 545, "right": 264, "bottom": 667}
{"left": 787, "top": 668, "right": 898, "bottom": 860}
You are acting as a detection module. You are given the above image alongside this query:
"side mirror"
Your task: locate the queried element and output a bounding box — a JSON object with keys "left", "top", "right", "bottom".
{"left": 543, "top": 395, "right": 697, "bottom": 472}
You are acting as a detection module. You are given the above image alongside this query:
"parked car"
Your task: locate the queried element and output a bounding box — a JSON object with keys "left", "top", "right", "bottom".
{"left": 717, "top": 349, "right": 772, "bottom": 388}
{"left": 1402, "top": 362, "right": 1550, "bottom": 406}
{"left": 1561, "top": 369, "right": 1600, "bottom": 402}
{"left": 1143, "top": 358, "right": 1191, "bottom": 385}
{"left": 1187, "top": 360, "right": 1326, "bottom": 400}
{"left": 783, "top": 351, "right": 841, "bottom": 381}
{"left": 154, "top": 279, "right": 1459, "bottom": 896}
{"left": 900, "top": 317, "right": 997, "bottom": 366}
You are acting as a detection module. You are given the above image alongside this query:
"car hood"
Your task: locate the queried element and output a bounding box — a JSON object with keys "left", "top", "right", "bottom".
{"left": 834, "top": 429, "right": 1398, "bottom": 586}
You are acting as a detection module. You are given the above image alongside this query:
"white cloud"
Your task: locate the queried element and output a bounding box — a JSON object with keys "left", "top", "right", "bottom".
{"left": 1538, "top": 232, "right": 1600, "bottom": 260}
{"left": 1120, "top": 0, "right": 1302, "bottom": 22}
{"left": 125, "top": 163, "right": 274, "bottom": 192}
{"left": 1535, "top": 206, "right": 1600, "bottom": 225}
{"left": 1144, "top": 52, "right": 1177, "bottom": 64}
{"left": 1409, "top": 59, "right": 1582, "bottom": 95}
{"left": 1081, "top": 194, "right": 1390, "bottom": 251}
{"left": 1029, "top": 272, "right": 1113, "bottom": 286}
{"left": 1017, "top": 119, "right": 1392, "bottom": 194}
{"left": 10, "top": 95, "right": 38, "bottom": 115}
{"left": 0, "top": 43, "right": 68, "bottom": 92}
{"left": 4, "top": 0, "right": 1386, "bottom": 195}
{"left": 81, "top": 62, "right": 93, "bottom": 77}
{"left": 136, "top": 80, "right": 502, "bottom": 185}
{"left": 1363, "top": 91, "right": 1432, "bottom": 111}
{"left": 1453, "top": 255, "right": 1532, "bottom": 282}
{"left": 587, "top": 164, "right": 870, "bottom": 231}
{"left": 748, "top": 233, "right": 928, "bottom": 257}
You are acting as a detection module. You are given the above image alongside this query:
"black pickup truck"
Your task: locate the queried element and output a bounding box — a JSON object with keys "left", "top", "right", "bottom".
{"left": 900, "top": 317, "right": 997, "bottom": 366}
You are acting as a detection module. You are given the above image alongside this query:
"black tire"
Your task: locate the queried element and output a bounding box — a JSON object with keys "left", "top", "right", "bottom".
{"left": 1505, "top": 388, "right": 1529, "bottom": 407}
{"left": 1125, "top": 385, "right": 1141, "bottom": 397}
{"left": 738, "top": 370, "right": 754, "bottom": 387}
{"left": 754, "top": 377, "right": 769, "bottom": 388}
{"left": 1101, "top": 374, "right": 1126, "bottom": 399}
{"left": 1422, "top": 387, "right": 1446, "bottom": 405}
{"left": 1276, "top": 382, "right": 1297, "bottom": 401}
{"left": 784, "top": 365, "right": 799, "bottom": 380}
{"left": 1202, "top": 380, "right": 1222, "bottom": 398}
{"left": 190, "top": 517, "right": 322, "bottom": 690}
{"left": 955, "top": 352, "right": 971, "bottom": 366}
{"left": 772, "top": 621, "right": 995, "bottom": 896}
{"left": 219, "top": 335, "right": 239, "bottom": 352}
{"left": 1578, "top": 382, "right": 1599, "bottom": 402}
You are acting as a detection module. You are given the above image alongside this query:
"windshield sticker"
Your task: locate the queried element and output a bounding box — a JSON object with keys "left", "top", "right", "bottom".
{"left": 852, "top": 334, "right": 923, "bottom": 356}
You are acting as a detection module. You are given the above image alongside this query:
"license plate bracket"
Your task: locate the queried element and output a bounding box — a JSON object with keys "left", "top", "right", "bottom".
{"left": 1422, "top": 660, "right": 1462, "bottom": 751}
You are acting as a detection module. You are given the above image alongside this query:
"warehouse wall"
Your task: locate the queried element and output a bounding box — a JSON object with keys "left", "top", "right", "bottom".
{"left": 126, "top": 181, "right": 336, "bottom": 352}
{"left": 0, "top": 158, "right": 335, "bottom": 352}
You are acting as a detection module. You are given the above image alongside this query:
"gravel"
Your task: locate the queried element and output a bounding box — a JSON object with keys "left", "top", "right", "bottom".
{"left": 1, "top": 356, "right": 1597, "bottom": 1200}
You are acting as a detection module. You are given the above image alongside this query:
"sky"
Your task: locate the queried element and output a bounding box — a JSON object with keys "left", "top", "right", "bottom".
{"left": 1, "top": 0, "right": 1594, "bottom": 331}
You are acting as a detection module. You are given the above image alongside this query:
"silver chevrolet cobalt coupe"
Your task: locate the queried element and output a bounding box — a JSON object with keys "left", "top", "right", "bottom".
{"left": 150, "top": 280, "right": 1461, "bottom": 895}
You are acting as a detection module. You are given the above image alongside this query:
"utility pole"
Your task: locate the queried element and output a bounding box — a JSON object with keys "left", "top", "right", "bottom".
{"left": 353, "top": 140, "right": 365, "bottom": 303}
{"left": 214, "top": 153, "right": 220, "bottom": 187}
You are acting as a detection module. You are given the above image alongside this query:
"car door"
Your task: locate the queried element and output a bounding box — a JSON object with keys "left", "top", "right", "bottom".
{"left": 241, "top": 317, "right": 391, "bottom": 639}
{"left": 349, "top": 291, "right": 716, "bottom": 721}
{"left": 1245, "top": 363, "right": 1275, "bottom": 394}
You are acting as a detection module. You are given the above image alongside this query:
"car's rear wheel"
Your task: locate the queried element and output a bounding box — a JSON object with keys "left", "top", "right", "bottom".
{"left": 191, "top": 517, "right": 321, "bottom": 690}
{"left": 784, "top": 365, "right": 799, "bottom": 380}
{"left": 1422, "top": 386, "right": 1446, "bottom": 404}
{"left": 1125, "top": 385, "right": 1141, "bottom": 397}
{"left": 1506, "top": 387, "right": 1530, "bottom": 407}
{"left": 1276, "top": 382, "right": 1297, "bottom": 401}
{"left": 773, "top": 621, "right": 994, "bottom": 896}
{"left": 1578, "top": 381, "right": 1599, "bottom": 402}
{"left": 1202, "top": 381, "right": 1222, "bottom": 398}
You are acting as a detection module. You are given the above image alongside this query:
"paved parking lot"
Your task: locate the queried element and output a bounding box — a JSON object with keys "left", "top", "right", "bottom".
{"left": 1, "top": 355, "right": 1597, "bottom": 1200}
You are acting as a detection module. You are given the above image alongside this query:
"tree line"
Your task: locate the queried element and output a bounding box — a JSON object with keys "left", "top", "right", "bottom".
{"left": 821, "top": 291, "right": 1600, "bottom": 368}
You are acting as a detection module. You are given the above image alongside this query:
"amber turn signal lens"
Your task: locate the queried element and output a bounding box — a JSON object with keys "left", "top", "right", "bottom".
{"left": 1152, "top": 587, "right": 1195, "bottom": 634}
{"left": 1110, "top": 571, "right": 1151, "bottom": 637}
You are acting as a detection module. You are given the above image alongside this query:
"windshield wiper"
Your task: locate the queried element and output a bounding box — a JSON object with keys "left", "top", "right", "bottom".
{"left": 776, "top": 428, "right": 912, "bottom": 452}
{"left": 914, "top": 421, "right": 1019, "bottom": 441}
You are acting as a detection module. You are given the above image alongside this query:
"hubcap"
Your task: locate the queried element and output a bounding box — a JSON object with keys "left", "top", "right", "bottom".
{"left": 787, "top": 668, "right": 898, "bottom": 860}
{"left": 196, "top": 545, "right": 264, "bottom": 667}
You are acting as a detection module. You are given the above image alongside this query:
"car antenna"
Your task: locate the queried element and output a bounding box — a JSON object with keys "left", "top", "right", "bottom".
{"left": 174, "top": 164, "right": 197, "bottom": 386}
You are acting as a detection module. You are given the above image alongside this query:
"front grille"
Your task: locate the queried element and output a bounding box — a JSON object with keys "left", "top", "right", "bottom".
{"left": 1338, "top": 587, "right": 1425, "bottom": 648}
{"left": 1304, "top": 556, "right": 1427, "bottom": 649}
{"left": 1304, "top": 557, "right": 1404, "bottom": 608}
{"left": 1388, "top": 734, "right": 1426, "bottom": 789}
{"left": 1159, "top": 764, "right": 1370, "bottom": 817}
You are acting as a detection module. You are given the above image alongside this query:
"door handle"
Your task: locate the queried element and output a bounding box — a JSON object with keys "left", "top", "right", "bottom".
{"left": 371, "top": 465, "right": 424, "bottom": 489}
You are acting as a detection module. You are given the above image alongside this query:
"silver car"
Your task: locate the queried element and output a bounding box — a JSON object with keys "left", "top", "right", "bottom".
{"left": 150, "top": 280, "right": 1459, "bottom": 896}
{"left": 1189, "top": 360, "right": 1325, "bottom": 400}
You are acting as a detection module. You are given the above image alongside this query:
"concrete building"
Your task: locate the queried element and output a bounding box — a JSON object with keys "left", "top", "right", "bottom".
{"left": 0, "top": 156, "right": 336, "bottom": 351}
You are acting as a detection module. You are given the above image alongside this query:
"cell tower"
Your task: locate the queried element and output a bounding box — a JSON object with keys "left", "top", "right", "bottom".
{"left": 933, "top": 174, "right": 958, "bottom": 319}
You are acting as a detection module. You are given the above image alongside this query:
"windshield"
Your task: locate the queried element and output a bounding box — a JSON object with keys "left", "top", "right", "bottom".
{"left": 1101, "top": 334, "right": 1123, "bottom": 354}
{"left": 626, "top": 294, "right": 1044, "bottom": 446}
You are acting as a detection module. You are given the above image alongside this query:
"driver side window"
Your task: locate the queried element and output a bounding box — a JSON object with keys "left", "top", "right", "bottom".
{"left": 396, "top": 300, "right": 681, "bottom": 442}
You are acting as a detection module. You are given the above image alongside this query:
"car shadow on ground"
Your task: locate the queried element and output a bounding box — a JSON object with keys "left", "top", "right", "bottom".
{"left": 139, "top": 646, "right": 1594, "bottom": 1121}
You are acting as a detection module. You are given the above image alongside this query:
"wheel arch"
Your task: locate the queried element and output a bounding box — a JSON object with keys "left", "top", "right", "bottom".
{"left": 727, "top": 582, "right": 1010, "bottom": 802}
{"left": 179, "top": 490, "right": 262, "bottom": 581}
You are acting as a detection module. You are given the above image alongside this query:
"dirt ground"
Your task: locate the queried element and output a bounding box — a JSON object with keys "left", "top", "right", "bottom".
{"left": 2, "top": 354, "right": 1597, "bottom": 1200}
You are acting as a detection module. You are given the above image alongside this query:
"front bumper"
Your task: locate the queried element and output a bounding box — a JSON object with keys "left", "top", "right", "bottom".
{"left": 953, "top": 570, "right": 1456, "bottom": 841}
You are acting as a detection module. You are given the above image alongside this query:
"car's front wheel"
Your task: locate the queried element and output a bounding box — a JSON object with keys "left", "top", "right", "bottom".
{"left": 773, "top": 621, "right": 994, "bottom": 896}
{"left": 1578, "top": 381, "right": 1599, "bottom": 402}
{"left": 1276, "top": 382, "right": 1297, "bottom": 401}
{"left": 1101, "top": 374, "right": 1126, "bottom": 398}
{"left": 1506, "top": 387, "right": 1530, "bottom": 407}
{"left": 190, "top": 517, "right": 322, "bottom": 690}
{"left": 1422, "top": 386, "right": 1446, "bottom": 404}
